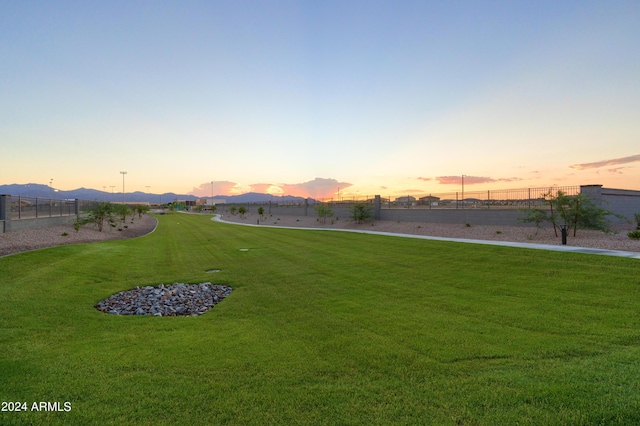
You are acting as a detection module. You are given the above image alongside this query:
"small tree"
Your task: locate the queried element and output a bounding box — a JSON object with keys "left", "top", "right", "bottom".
{"left": 520, "top": 190, "right": 617, "bottom": 237}
{"left": 114, "top": 204, "right": 131, "bottom": 228}
{"left": 315, "top": 202, "right": 333, "bottom": 224}
{"left": 238, "top": 206, "right": 247, "bottom": 218}
{"left": 75, "top": 202, "right": 115, "bottom": 232}
{"left": 350, "top": 203, "right": 372, "bottom": 224}
{"left": 229, "top": 206, "right": 237, "bottom": 215}
{"left": 134, "top": 204, "right": 150, "bottom": 218}
{"left": 258, "top": 207, "right": 265, "bottom": 219}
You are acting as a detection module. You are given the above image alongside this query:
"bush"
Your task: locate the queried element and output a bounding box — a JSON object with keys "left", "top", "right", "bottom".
{"left": 315, "top": 203, "right": 333, "bottom": 224}
{"left": 519, "top": 190, "right": 618, "bottom": 237}
{"left": 350, "top": 203, "right": 372, "bottom": 224}
{"left": 628, "top": 230, "right": 640, "bottom": 240}
{"left": 75, "top": 202, "right": 115, "bottom": 232}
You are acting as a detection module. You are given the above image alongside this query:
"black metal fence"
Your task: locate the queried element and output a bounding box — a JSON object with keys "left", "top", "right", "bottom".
{"left": 8, "top": 196, "right": 107, "bottom": 220}
{"left": 389, "top": 185, "right": 581, "bottom": 209}
{"left": 309, "top": 185, "right": 581, "bottom": 210}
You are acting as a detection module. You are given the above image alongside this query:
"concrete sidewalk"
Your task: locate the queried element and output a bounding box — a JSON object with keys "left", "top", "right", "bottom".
{"left": 212, "top": 215, "right": 640, "bottom": 260}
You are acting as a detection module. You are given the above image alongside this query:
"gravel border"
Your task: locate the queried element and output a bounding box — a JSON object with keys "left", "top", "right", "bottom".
{"left": 216, "top": 212, "right": 640, "bottom": 253}
{"left": 0, "top": 214, "right": 158, "bottom": 257}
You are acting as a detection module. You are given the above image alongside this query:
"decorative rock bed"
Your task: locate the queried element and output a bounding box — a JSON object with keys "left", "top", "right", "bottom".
{"left": 95, "top": 282, "right": 232, "bottom": 316}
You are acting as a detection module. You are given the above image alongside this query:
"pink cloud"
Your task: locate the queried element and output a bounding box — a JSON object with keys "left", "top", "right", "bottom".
{"left": 417, "top": 177, "right": 432, "bottom": 182}
{"left": 570, "top": 154, "right": 640, "bottom": 170}
{"left": 249, "top": 183, "right": 272, "bottom": 193}
{"left": 607, "top": 167, "right": 628, "bottom": 174}
{"left": 436, "top": 176, "right": 522, "bottom": 185}
{"left": 279, "top": 177, "right": 353, "bottom": 199}
{"left": 189, "top": 181, "right": 237, "bottom": 197}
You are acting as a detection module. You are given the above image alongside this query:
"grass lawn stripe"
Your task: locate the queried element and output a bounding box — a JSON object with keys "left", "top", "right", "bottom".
{"left": 1, "top": 212, "right": 639, "bottom": 425}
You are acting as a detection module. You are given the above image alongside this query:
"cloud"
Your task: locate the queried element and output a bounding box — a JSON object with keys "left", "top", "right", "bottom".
{"left": 570, "top": 154, "right": 640, "bottom": 170}
{"left": 250, "top": 183, "right": 284, "bottom": 195}
{"left": 189, "top": 181, "right": 238, "bottom": 197}
{"left": 417, "top": 177, "right": 432, "bottom": 182}
{"left": 279, "top": 177, "right": 353, "bottom": 199}
{"left": 607, "top": 167, "right": 628, "bottom": 174}
{"left": 436, "top": 176, "right": 522, "bottom": 185}
{"left": 249, "top": 183, "right": 272, "bottom": 193}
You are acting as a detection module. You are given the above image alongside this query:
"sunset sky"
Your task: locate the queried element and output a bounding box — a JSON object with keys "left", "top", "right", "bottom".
{"left": 2, "top": 1, "right": 639, "bottom": 199}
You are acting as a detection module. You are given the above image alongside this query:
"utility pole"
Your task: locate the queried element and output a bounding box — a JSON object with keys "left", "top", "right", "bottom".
{"left": 461, "top": 175, "right": 465, "bottom": 209}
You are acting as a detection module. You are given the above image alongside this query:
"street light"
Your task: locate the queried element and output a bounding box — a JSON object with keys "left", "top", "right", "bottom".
{"left": 120, "top": 171, "right": 127, "bottom": 204}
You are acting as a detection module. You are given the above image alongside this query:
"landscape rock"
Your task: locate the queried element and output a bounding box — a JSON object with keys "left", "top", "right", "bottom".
{"left": 95, "top": 282, "right": 232, "bottom": 317}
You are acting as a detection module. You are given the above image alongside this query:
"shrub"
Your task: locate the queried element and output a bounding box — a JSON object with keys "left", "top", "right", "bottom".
{"left": 519, "top": 190, "right": 619, "bottom": 237}
{"left": 75, "top": 202, "right": 115, "bottom": 232}
{"left": 315, "top": 203, "right": 333, "bottom": 224}
{"left": 628, "top": 230, "right": 640, "bottom": 240}
{"left": 350, "top": 203, "right": 372, "bottom": 224}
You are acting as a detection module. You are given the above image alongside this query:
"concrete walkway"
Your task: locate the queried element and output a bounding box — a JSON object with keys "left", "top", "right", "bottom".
{"left": 211, "top": 215, "right": 640, "bottom": 260}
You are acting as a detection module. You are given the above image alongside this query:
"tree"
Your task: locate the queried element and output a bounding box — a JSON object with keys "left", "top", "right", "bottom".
{"left": 258, "top": 207, "right": 265, "bottom": 219}
{"left": 134, "top": 204, "right": 150, "bottom": 218}
{"left": 315, "top": 203, "right": 333, "bottom": 224}
{"left": 114, "top": 204, "right": 131, "bottom": 228}
{"left": 238, "top": 206, "right": 247, "bottom": 218}
{"left": 229, "top": 206, "right": 237, "bottom": 215}
{"left": 350, "top": 203, "right": 372, "bottom": 224}
{"left": 520, "top": 190, "right": 617, "bottom": 237}
{"left": 74, "top": 202, "right": 115, "bottom": 232}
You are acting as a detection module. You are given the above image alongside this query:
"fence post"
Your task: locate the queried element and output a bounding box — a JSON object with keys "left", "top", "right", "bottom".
{"left": 75, "top": 199, "right": 80, "bottom": 216}
{"left": 373, "top": 195, "right": 381, "bottom": 220}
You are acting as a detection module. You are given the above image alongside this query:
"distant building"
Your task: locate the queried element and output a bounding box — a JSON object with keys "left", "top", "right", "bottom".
{"left": 394, "top": 196, "right": 416, "bottom": 207}
{"left": 199, "top": 197, "right": 226, "bottom": 206}
{"left": 418, "top": 195, "right": 440, "bottom": 206}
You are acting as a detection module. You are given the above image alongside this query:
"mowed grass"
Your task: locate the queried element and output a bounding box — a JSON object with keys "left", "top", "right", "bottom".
{"left": 1, "top": 213, "right": 640, "bottom": 425}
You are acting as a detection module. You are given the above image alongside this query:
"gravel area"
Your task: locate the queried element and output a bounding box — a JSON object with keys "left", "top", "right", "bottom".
{"left": 217, "top": 212, "right": 640, "bottom": 253}
{"left": 0, "top": 214, "right": 158, "bottom": 257}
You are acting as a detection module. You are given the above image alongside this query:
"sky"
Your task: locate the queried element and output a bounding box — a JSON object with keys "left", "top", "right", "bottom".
{"left": 2, "top": 0, "right": 639, "bottom": 200}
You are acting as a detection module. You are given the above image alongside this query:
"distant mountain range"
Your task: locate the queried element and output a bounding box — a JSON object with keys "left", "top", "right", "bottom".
{"left": 0, "top": 183, "right": 309, "bottom": 204}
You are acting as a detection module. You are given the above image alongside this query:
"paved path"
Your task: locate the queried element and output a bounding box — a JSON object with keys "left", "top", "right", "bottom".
{"left": 212, "top": 216, "right": 640, "bottom": 260}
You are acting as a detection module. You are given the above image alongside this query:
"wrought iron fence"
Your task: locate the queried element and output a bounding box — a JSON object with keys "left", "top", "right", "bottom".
{"left": 310, "top": 185, "right": 581, "bottom": 210}
{"left": 10, "top": 196, "right": 77, "bottom": 220}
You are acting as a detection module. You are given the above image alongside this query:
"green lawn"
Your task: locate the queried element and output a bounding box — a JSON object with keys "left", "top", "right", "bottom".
{"left": 1, "top": 213, "right": 640, "bottom": 425}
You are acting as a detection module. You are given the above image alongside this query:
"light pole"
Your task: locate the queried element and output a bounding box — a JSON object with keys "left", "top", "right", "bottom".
{"left": 461, "top": 175, "right": 465, "bottom": 209}
{"left": 120, "top": 171, "right": 127, "bottom": 204}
